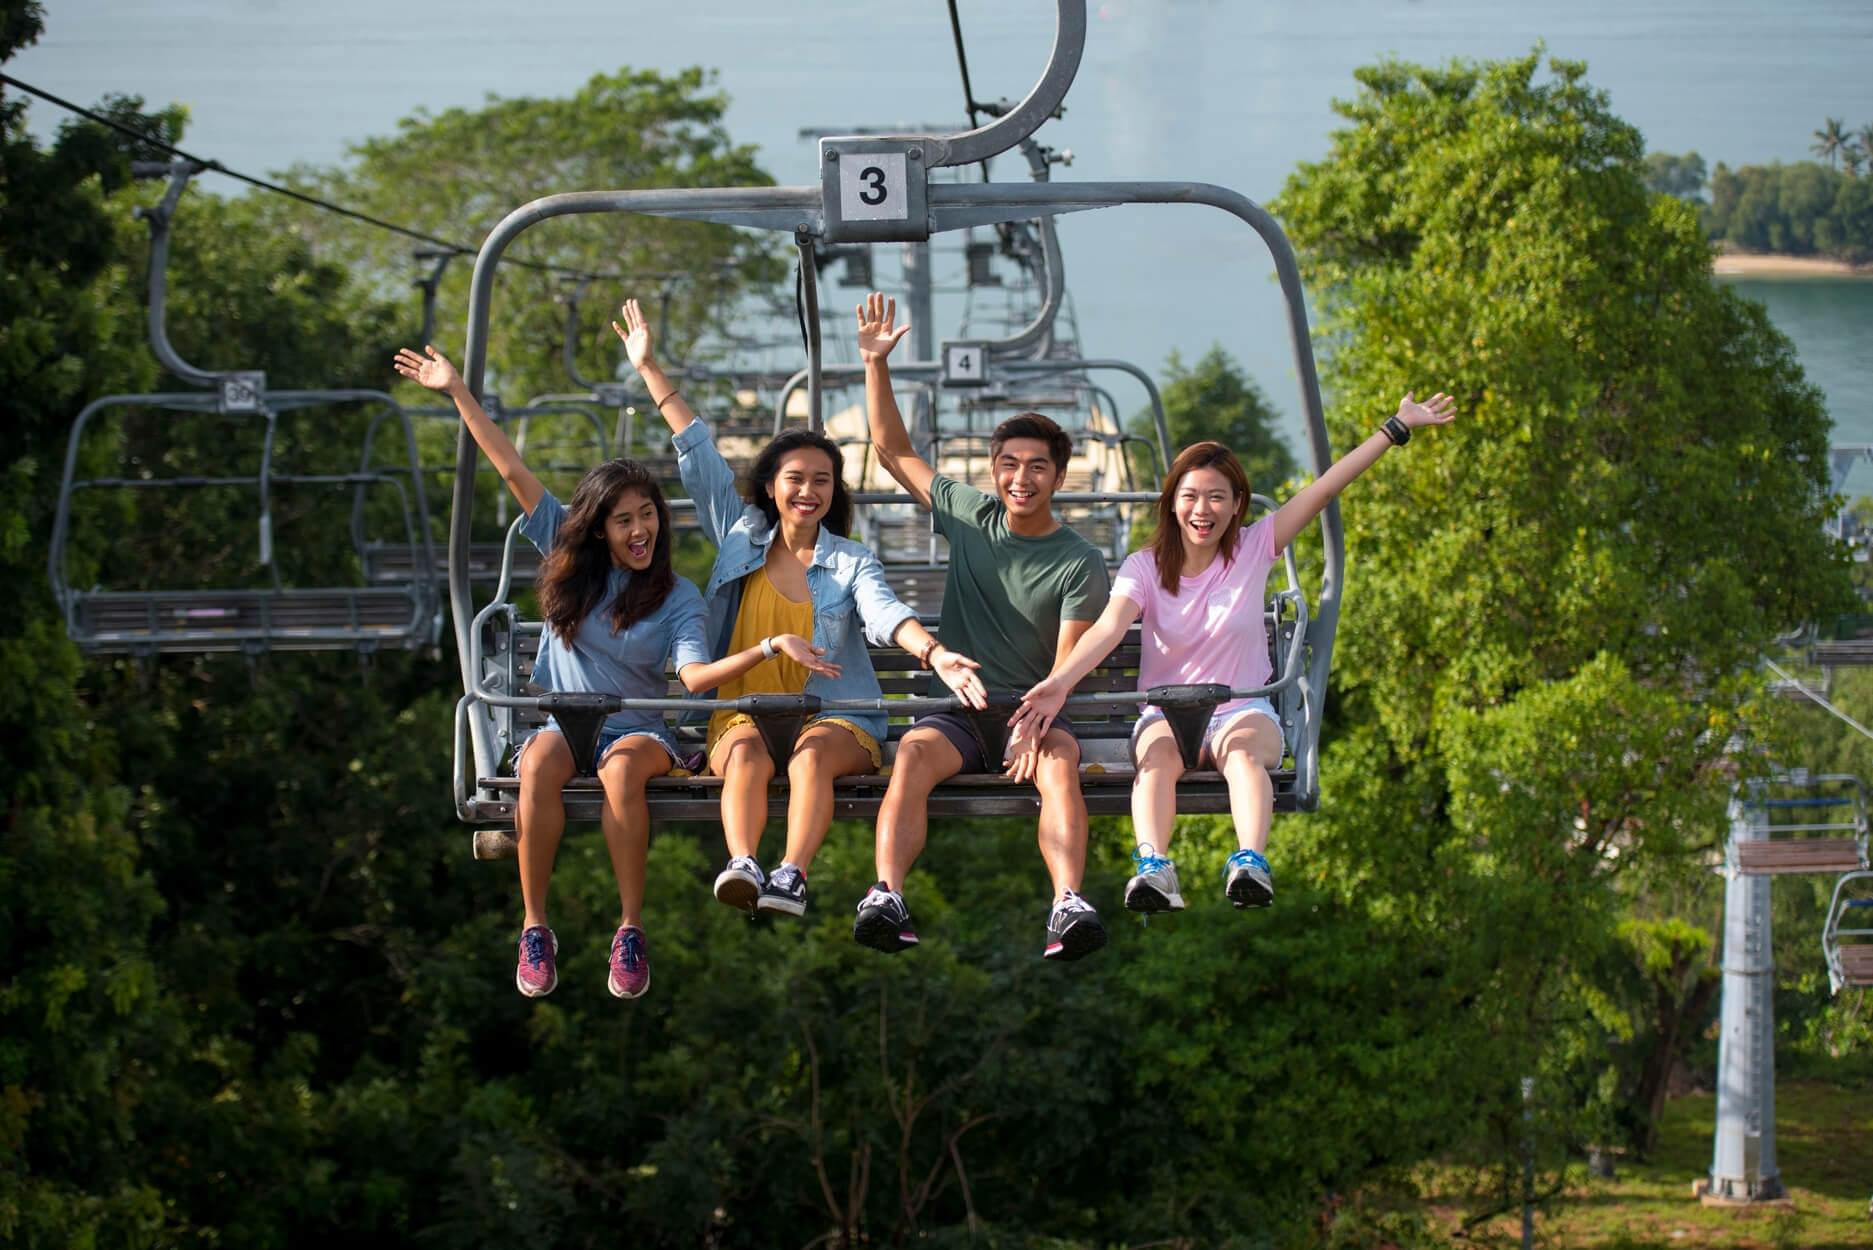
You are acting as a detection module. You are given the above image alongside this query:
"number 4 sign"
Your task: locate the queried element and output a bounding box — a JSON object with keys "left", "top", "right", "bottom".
{"left": 942, "top": 341, "right": 989, "bottom": 388}
{"left": 819, "top": 138, "right": 929, "bottom": 244}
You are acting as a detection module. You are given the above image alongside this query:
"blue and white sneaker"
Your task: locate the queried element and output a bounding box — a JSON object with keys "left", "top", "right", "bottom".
{"left": 714, "top": 855, "right": 766, "bottom": 911}
{"left": 1124, "top": 844, "right": 1185, "bottom": 913}
{"left": 1224, "top": 848, "right": 1274, "bottom": 909}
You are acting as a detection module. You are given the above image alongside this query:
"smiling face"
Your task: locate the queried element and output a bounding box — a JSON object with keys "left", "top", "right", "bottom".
{"left": 602, "top": 487, "right": 660, "bottom": 571}
{"left": 1173, "top": 465, "right": 1240, "bottom": 557}
{"left": 767, "top": 447, "right": 836, "bottom": 530}
{"left": 992, "top": 437, "right": 1065, "bottom": 520}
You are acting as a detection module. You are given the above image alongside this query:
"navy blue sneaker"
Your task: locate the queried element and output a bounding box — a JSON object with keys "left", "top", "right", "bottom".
{"left": 853, "top": 882, "right": 919, "bottom": 952}
{"left": 1224, "top": 848, "right": 1274, "bottom": 909}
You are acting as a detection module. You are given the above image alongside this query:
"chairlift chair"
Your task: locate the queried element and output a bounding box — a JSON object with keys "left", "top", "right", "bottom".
{"left": 1822, "top": 870, "right": 1873, "bottom": 993}
{"left": 447, "top": 0, "right": 1343, "bottom": 847}
{"left": 1730, "top": 774, "right": 1870, "bottom": 876}
{"left": 49, "top": 160, "right": 441, "bottom": 657}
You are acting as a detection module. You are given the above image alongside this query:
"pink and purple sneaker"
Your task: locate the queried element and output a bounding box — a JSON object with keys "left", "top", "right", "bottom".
{"left": 516, "top": 925, "right": 558, "bottom": 997}
{"left": 608, "top": 925, "right": 650, "bottom": 999}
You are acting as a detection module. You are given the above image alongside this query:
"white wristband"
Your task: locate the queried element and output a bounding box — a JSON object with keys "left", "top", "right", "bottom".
{"left": 760, "top": 636, "right": 777, "bottom": 660}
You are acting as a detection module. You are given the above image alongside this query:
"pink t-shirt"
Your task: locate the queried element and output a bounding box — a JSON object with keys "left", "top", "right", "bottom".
{"left": 1110, "top": 516, "right": 1279, "bottom": 715}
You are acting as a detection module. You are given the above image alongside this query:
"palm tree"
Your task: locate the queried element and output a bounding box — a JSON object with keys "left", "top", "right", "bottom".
{"left": 1845, "top": 141, "right": 1867, "bottom": 179}
{"left": 1859, "top": 123, "right": 1873, "bottom": 176}
{"left": 1812, "top": 117, "right": 1847, "bottom": 169}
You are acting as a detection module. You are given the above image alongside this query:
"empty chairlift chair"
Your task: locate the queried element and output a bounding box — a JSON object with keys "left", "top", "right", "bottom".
{"left": 1729, "top": 774, "right": 1870, "bottom": 876}
{"left": 49, "top": 160, "right": 440, "bottom": 657}
{"left": 1822, "top": 870, "right": 1873, "bottom": 993}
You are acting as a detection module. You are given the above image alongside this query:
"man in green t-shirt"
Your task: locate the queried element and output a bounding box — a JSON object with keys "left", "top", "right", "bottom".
{"left": 849, "top": 292, "right": 1112, "bottom": 961}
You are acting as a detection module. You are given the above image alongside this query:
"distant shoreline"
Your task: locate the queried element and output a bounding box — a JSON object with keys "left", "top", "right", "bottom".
{"left": 1713, "top": 249, "right": 1873, "bottom": 278}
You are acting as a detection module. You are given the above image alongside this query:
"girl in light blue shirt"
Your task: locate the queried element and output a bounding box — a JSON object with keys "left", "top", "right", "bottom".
{"left": 397, "top": 344, "right": 823, "bottom": 1002}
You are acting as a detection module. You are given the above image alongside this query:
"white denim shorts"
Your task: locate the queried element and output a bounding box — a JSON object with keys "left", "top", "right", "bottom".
{"left": 1130, "top": 698, "right": 1281, "bottom": 767}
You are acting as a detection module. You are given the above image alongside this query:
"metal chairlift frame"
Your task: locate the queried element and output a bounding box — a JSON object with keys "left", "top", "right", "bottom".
{"left": 446, "top": 0, "right": 1342, "bottom": 823}
{"left": 48, "top": 160, "right": 441, "bottom": 656}
{"left": 1821, "top": 868, "right": 1873, "bottom": 993}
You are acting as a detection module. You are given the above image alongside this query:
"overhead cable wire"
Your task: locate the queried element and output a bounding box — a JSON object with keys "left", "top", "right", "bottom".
{"left": 945, "top": 0, "right": 993, "bottom": 181}
{"left": 0, "top": 70, "right": 630, "bottom": 281}
{"left": 1763, "top": 657, "right": 1873, "bottom": 744}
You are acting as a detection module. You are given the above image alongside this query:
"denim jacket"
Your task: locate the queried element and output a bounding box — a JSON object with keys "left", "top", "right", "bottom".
{"left": 674, "top": 419, "right": 917, "bottom": 744}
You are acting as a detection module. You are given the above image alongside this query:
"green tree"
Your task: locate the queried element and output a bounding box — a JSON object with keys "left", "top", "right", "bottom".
{"left": 1812, "top": 116, "right": 1847, "bottom": 169}
{"left": 1271, "top": 45, "right": 1850, "bottom": 1195}
{"left": 1142, "top": 344, "right": 1299, "bottom": 492}
{"left": 1644, "top": 150, "right": 1707, "bottom": 200}
{"left": 265, "top": 68, "right": 782, "bottom": 409}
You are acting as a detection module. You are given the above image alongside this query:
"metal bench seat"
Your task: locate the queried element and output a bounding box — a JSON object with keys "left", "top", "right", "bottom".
{"left": 71, "top": 586, "right": 437, "bottom": 655}
{"left": 364, "top": 541, "right": 541, "bottom": 586}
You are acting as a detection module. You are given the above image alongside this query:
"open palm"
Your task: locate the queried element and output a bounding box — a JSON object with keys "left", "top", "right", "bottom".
{"left": 1396, "top": 390, "right": 1457, "bottom": 430}
{"left": 611, "top": 297, "right": 655, "bottom": 370}
{"left": 393, "top": 345, "right": 460, "bottom": 393}
{"left": 855, "top": 291, "right": 912, "bottom": 362}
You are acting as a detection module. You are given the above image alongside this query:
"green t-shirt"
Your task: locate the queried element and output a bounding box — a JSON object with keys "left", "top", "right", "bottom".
{"left": 929, "top": 475, "right": 1111, "bottom": 693}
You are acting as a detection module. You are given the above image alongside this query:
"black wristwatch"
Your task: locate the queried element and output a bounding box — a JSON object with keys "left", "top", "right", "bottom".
{"left": 1381, "top": 415, "right": 1411, "bottom": 446}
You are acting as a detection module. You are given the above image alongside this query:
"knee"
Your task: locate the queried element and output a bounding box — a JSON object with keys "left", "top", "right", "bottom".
{"left": 888, "top": 742, "right": 945, "bottom": 795}
{"left": 725, "top": 740, "right": 776, "bottom": 781}
{"left": 788, "top": 743, "right": 828, "bottom": 785}
{"left": 520, "top": 737, "right": 573, "bottom": 787}
{"left": 1138, "top": 737, "right": 1184, "bottom": 777}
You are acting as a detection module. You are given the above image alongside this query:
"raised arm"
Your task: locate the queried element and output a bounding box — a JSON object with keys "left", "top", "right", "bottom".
{"left": 1008, "top": 593, "right": 1142, "bottom": 740}
{"left": 857, "top": 292, "right": 937, "bottom": 510}
{"left": 614, "top": 297, "right": 697, "bottom": 435}
{"left": 394, "top": 346, "right": 544, "bottom": 515}
{"left": 1272, "top": 391, "right": 1455, "bottom": 553}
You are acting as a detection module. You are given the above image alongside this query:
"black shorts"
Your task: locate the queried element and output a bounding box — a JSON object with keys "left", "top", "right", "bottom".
{"left": 909, "top": 711, "right": 1080, "bottom": 774}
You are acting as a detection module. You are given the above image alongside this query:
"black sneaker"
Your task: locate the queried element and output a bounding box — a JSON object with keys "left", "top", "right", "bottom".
{"left": 757, "top": 862, "right": 808, "bottom": 916}
{"left": 713, "top": 855, "right": 765, "bottom": 911}
{"left": 1043, "top": 890, "right": 1107, "bottom": 961}
{"left": 852, "top": 882, "right": 919, "bottom": 953}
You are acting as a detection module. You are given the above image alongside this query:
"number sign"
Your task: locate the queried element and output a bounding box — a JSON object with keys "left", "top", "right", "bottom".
{"left": 819, "top": 138, "right": 928, "bottom": 243}
{"left": 942, "top": 341, "right": 990, "bottom": 388}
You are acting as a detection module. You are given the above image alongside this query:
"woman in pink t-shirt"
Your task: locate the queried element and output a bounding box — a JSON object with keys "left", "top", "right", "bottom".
{"left": 1014, "top": 392, "right": 1454, "bottom": 914}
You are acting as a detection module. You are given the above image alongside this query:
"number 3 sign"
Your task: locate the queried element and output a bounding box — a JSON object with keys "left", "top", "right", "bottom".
{"left": 819, "top": 138, "right": 929, "bottom": 243}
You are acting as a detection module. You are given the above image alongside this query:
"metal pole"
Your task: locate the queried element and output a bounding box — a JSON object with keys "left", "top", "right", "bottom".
{"left": 1521, "top": 1076, "right": 1535, "bottom": 1250}
{"left": 1709, "top": 790, "right": 1784, "bottom": 1200}
{"left": 903, "top": 240, "right": 935, "bottom": 363}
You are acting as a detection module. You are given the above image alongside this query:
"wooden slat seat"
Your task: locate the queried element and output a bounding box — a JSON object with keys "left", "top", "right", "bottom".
{"left": 470, "top": 603, "right": 1301, "bottom": 856}
{"left": 1839, "top": 943, "right": 1873, "bottom": 987}
{"left": 74, "top": 587, "right": 436, "bottom": 654}
{"left": 1735, "top": 838, "right": 1868, "bottom": 875}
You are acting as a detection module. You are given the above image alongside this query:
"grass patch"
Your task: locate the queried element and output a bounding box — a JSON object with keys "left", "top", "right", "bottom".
{"left": 1411, "top": 1080, "right": 1871, "bottom": 1249}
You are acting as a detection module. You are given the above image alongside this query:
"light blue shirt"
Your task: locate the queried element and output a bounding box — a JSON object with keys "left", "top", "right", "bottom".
{"left": 521, "top": 490, "right": 709, "bottom": 738}
{"left": 673, "top": 420, "right": 918, "bottom": 744}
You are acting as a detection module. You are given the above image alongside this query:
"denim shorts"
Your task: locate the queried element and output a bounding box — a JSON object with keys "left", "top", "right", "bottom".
{"left": 514, "top": 723, "right": 680, "bottom": 773}
{"left": 1130, "top": 698, "right": 1280, "bottom": 767}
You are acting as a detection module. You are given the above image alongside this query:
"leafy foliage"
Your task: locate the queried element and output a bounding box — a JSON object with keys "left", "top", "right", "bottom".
{"left": 1705, "top": 160, "right": 1873, "bottom": 263}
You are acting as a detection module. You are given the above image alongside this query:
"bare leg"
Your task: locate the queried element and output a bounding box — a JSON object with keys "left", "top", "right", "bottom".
{"left": 710, "top": 723, "right": 775, "bottom": 860}
{"left": 782, "top": 722, "right": 874, "bottom": 872}
{"left": 1033, "top": 727, "right": 1087, "bottom": 900}
{"left": 597, "top": 736, "right": 672, "bottom": 928}
{"left": 1214, "top": 715, "right": 1283, "bottom": 854}
{"left": 875, "top": 727, "right": 964, "bottom": 889}
{"left": 516, "top": 732, "right": 576, "bottom": 928}
{"left": 1129, "top": 718, "right": 1186, "bottom": 856}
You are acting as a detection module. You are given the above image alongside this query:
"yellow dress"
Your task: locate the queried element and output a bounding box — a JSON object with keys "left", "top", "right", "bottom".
{"left": 705, "top": 567, "right": 882, "bottom": 770}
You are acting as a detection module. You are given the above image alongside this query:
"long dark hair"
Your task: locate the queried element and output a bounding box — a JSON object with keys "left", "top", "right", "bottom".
{"left": 745, "top": 430, "right": 852, "bottom": 537}
{"left": 1149, "top": 441, "right": 1251, "bottom": 593}
{"left": 538, "top": 458, "right": 676, "bottom": 639}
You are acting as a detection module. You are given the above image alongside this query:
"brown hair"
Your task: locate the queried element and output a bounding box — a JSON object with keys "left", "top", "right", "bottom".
{"left": 1149, "top": 442, "right": 1251, "bottom": 593}
{"left": 990, "top": 411, "right": 1073, "bottom": 475}
{"left": 537, "top": 458, "right": 676, "bottom": 641}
